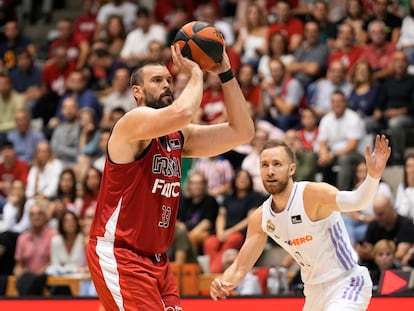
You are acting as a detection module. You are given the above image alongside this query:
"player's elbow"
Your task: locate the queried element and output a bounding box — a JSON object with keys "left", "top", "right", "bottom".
{"left": 171, "top": 103, "right": 194, "bottom": 125}
{"left": 245, "top": 128, "right": 256, "bottom": 144}
{"left": 241, "top": 120, "right": 256, "bottom": 143}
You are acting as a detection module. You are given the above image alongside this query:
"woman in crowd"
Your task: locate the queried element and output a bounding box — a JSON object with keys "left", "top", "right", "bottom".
{"left": 203, "top": 170, "right": 265, "bottom": 273}
{"left": 102, "top": 14, "right": 126, "bottom": 58}
{"left": 336, "top": 0, "right": 368, "bottom": 47}
{"left": 257, "top": 31, "right": 294, "bottom": 82}
{"left": 79, "top": 167, "right": 101, "bottom": 218}
{"left": 0, "top": 180, "right": 31, "bottom": 276}
{"left": 395, "top": 151, "right": 414, "bottom": 221}
{"left": 46, "top": 210, "right": 85, "bottom": 276}
{"left": 233, "top": 2, "right": 268, "bottom": 70}
{"left": 348, "top": 60, "right": 380, "bottom": 133}
{"left": 76, "top": 107, "right": 101, "bottom": 181}
{"left": 370, "top": 239, "right": 399, "bottom": 293}
{"left": 48, "top": 168, "right": 82, "bottom": 228}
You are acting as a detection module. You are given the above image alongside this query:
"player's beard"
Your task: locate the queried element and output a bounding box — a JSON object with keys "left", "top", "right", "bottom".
{"left": 263, "top": 175, "right": 289, "bottom": 195}
{"left": 145, "top": 89, "right": 174, "bottom": 109}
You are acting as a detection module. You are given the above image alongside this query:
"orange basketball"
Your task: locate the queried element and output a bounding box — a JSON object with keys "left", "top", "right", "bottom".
{"left": 173, "top": 21, "right": 224, "bottom": 70}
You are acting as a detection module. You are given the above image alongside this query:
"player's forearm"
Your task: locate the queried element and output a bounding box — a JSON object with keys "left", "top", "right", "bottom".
{"left": 221, "top": 78, "right": 255, "bottom": 143}
{"left": 221, "top": 261, "right": 249, "bottom": 288}
{"left": 336, "top": 175, "right": 380, "bottom": 212}
{"left": 175, "top": 68, "right": 204, "bottom": 117}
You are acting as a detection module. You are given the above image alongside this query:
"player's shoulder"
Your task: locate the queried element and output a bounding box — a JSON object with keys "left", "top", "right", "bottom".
{"left": 303, "top": 182, "right": 338, "bottom": 206}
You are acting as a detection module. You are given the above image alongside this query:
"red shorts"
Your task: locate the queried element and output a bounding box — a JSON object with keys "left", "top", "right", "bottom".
{"left": 87, "top": 238, "right": 181, "bottom": 311}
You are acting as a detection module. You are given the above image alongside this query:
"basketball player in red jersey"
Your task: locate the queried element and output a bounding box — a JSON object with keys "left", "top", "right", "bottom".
{"left": 86, "top": 43, "right": 255, "bottom": 311}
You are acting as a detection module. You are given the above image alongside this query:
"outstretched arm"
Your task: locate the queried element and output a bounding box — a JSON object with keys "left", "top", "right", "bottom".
{"left": 305, "top": 135, "right": 391, "bottom": 221}
{"left": 210, "top": 207, "right": 267, "bottom": 300}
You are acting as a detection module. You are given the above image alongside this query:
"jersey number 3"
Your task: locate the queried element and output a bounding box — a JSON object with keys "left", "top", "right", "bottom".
{"left": 158, "top": 205, "right": 171, "bottom": 228}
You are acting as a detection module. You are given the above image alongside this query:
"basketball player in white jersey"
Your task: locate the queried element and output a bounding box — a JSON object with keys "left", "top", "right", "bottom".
{"left": 210, "top": 135, "right": 391, "bottom": 310}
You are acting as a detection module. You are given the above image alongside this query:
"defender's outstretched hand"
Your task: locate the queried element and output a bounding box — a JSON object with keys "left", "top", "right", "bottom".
{"left": 210, "top": 278, "right": 234, "bottom": 301}
{"left": 365, "top": 135, "right": 391, "bottom": 179}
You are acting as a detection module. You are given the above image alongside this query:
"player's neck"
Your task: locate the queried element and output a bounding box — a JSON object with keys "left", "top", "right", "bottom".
{"left": 270, "top": 180, "right": 294, "bottom": 213}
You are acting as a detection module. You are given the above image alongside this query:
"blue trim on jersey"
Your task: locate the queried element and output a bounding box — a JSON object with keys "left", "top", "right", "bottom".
{"left": 342, "top": 274, "right": 365, "bottom": 302}
{"left": 286, "top": 183, "right": 298, "bottom": 212}
{"left": 328, "top": 222, "right": 357, "bottom": 270}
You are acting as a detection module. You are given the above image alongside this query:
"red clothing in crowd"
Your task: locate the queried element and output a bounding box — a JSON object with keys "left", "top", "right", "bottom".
{"left": 0, "top": 159, "right": 29, "bottom": 197}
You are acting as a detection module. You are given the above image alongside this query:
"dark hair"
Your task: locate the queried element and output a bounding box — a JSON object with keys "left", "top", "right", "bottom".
{"left": 351, "top": 156, "right": 366, "bottom": 188}
{"left": 0, "top": 139, "right": 14, "bottom": 150}
{"left": 130, "top": 62, "right": 165, "bottom": 86}
{"left": 346, "top": 0, "right": 364, "bottom": 19}
{"left": 403, "top": 150, "right": 414, "bottom": 188}
{"left": 351, "top": 60, "right": 375, "bottom": 89}
{"left": 261, "top": 140, "right": 295, "bottom": 163}
{"left": 58, "top": 210, "right": 81, "bottom": 239}
{"left": 16, "top": 47, "right": 32, "bottom": 58}
{"left": 57, "top": 168, "right": 77, "bottom": 202}
{"left": 331, "top": 90, "right": 347, "bottom": 101}
{"left": 231, "top": 169, "right": 254, "bottom": 196}
{"left": 105, "top": 14, "right": 126, "bottom": 40}
{"left": 267, "top": 31, "right": 288, "bottom": 57}
{"left": 82, "top": 167, "right": 102, "bottom": 196}
{"left": 136, "top": 6, "right": 150, "bottom": 17}
{"left": 92, "top": 48, "right": 111, "bottom": 58}
{"left": 305, "top": 20, "right": 321, "bottom": 32}
{"left": 110, "top": 106, "right": 127, "bottom": 115}
{"left": 277, "top": 0, "right": 292, "bottom": 7}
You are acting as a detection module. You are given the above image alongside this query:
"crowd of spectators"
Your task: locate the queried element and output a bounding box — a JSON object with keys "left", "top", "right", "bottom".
{"left": 1, "top": 0, "right": 414, "bottom": 297}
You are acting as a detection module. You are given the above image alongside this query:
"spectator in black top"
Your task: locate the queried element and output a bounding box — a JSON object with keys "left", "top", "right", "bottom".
{"left": 304, "top": 0, "right": 338, "bottom": 48}
{"left": 178, "top": 171, "right": 219, "bottom": 254}
{"left": 370, "top": 51, "right": 414, "bottom": 164}
{"left": 0, "top": 21, "right": 35, "bottom": 71}
{"left": 363, "top": 0, "right": 402, "bottom": 44}
{"left": 203, "top": 169, "right": 265, "bottom": 273}
{"left": 356, "top": 194, "right": 414, "bottom": 269}
{"left": 10, "top": 48, "right": 43, "bottom": 111}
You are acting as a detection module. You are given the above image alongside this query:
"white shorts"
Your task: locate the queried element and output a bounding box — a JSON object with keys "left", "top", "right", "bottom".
{"left": 303, "top": 265, "right": 372, "bottom": 311}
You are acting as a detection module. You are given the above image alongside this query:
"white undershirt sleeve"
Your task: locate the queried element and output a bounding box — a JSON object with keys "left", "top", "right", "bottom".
{"left": 336, "top": 175, "right": 380, "bottom": 212}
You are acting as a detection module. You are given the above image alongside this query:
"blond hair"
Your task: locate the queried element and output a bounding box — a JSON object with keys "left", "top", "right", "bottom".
{"left": 373, "top": 239, "right": 396, "bottom": 256}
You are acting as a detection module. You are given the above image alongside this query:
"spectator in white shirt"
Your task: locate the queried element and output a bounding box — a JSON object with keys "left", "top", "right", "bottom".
{"left": 26, "top": 141, "right": 63, "bottom": 200}
{"left": 317, "top": 90, "right": 365, "bottom": 190}
{"left": 120, "top": 7, "right": 166, "bottom": 67}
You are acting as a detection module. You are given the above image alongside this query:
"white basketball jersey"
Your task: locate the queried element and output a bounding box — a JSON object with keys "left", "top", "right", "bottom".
{"left": 261, "top": 182, "right": 358, "bottom": 285}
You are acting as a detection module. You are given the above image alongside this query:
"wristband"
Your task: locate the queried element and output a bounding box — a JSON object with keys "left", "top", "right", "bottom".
{"left": 218, "top": 69, "right": 234, "bottom": 83}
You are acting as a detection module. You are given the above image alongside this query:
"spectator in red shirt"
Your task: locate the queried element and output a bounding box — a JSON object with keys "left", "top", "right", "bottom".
{"left": 79, "top": 167, "right": 101, "bottom": 218}
{"left": 237, "top": 63, "right": 263, "bottom": 118}
{"left": 153, "top": 0, "right": 196, "bottom": 28}
{"left": 329, "top": 23, "right": 364, "bottom": 76}
{"left": 33, "top": 45, "right": 76, "bottom": 130}
{"left": 268, "top": 0, "right": 304, "bottom": 52}
{"left": 74, "top": 0, "right": 98, "bottom": 42}
{"left": 359, "top": 20, "right": 396, "bottom": 80}
{"left": 42, "top": 46, "right": 77, "bottom": 97}
{"left": 49, "top": 18, "right": 90, "bottom": 70}
{"left": 193, "top": 73, "right": 226, "bottom": 125}
{"left": 0, "top": 140, "right": 29, "bottom": 211}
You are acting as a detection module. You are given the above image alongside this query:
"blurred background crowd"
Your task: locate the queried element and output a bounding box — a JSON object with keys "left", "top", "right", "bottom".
{"left": 0, "top": 0, "right": 414, "bottom": 298}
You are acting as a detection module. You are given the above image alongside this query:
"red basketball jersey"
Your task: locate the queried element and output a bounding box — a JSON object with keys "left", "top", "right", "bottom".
{"left": 89, "top": 132, "right": 183, "bottom": 255}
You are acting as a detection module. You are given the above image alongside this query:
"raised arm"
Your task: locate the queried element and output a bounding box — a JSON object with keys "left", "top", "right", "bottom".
{"left": 182, "top": 49, "right": 255, "bottom": 158}
{"left": 306, "top": 135, "right": 391, "bottom": 221}
{"left": 108, "top": 45, "right": 203, "bottom": 163}
{"left": 210, "top": 207, "right": 267, "bottom": 300}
